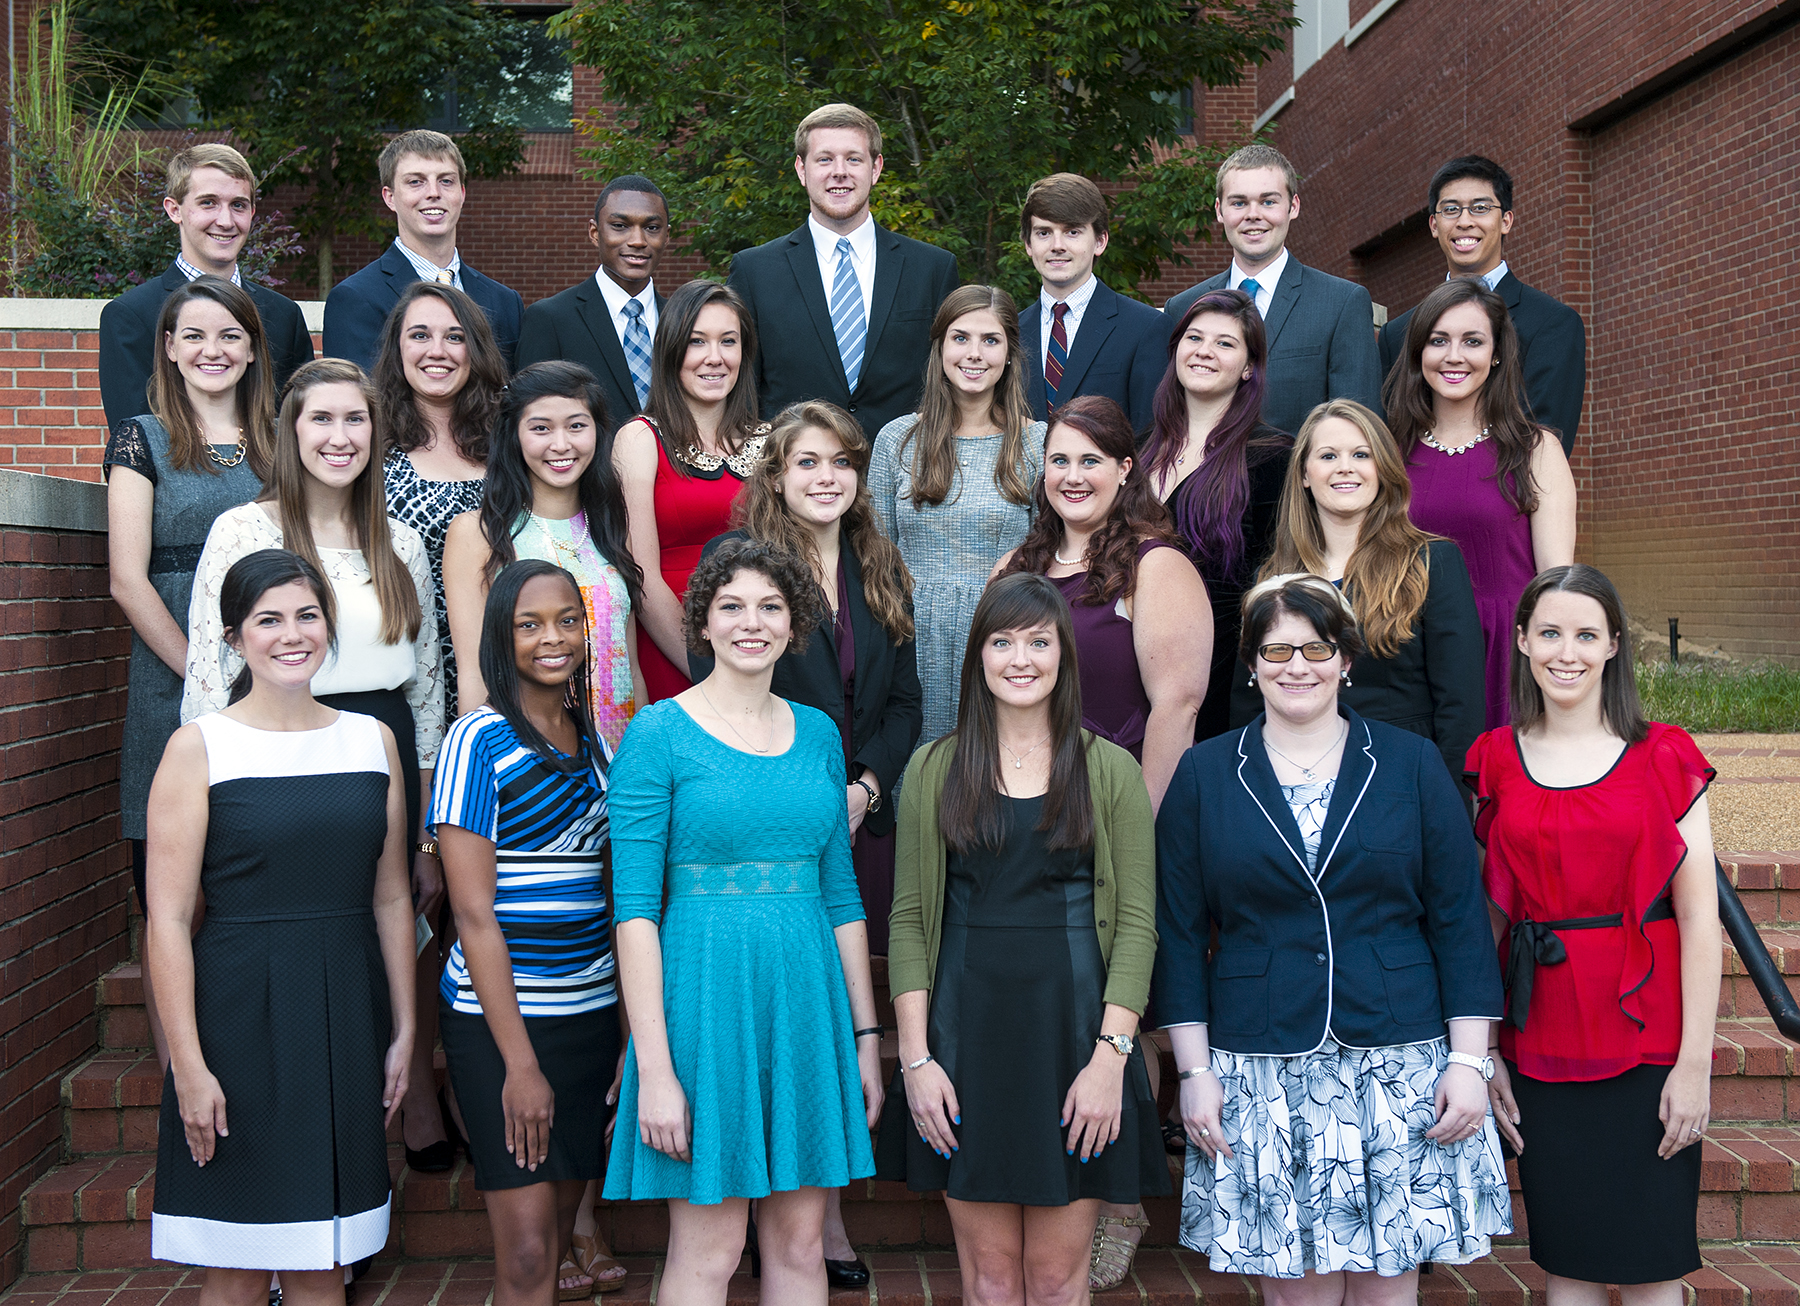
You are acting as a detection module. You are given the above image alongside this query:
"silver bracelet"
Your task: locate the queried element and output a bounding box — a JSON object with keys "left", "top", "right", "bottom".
{"left": 903, "top": 1054, "right": 935, "bottom": 1073}
{"left": 1178, "top": 1065, "right": 1216, "bottom": 1080}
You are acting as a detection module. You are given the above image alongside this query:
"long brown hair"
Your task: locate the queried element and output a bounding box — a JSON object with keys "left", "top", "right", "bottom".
{"left": 260, "top": 359, "right": 422, "bottom": 646}
{"left": 1262, "top": 400, "right": 1439, "bottom": 659}
{"left": 1382, "top": 279, "right": 1540, "bottom": 514}
{"left": 372, "top": 280, "right": 506, "bottom": 464}
{"left": 736, "top": 400, "right": 914, "bottom": 642}
{"left": 1509, "top": 564, "right": 1648, "bottom": 744}
{"left": 1002, "top": 395, "right": 1175, "bottom": 606}
{"left": 147, "top": 276, "right": 276, "bottom": 479}
{"left": 936, "top": 573, "right": 1093, "bottom": 852}
{"left": 644, "top": 279, "right": 760, "bottom": 475}
{"left": 900, "top": 284, "right": 1035, "bottom": 509}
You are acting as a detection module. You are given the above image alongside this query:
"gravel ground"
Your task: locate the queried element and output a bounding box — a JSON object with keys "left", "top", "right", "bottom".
{"left": 1694, "top": 733, "right": 1800, "bottom": 853}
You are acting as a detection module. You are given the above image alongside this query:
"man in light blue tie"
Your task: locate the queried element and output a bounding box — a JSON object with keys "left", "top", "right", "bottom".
{"left": 1162, "top": 144, "right": 1382, "bottom": 436}
{"left": 729, "top": 103, "right": 959, "bottom": 444}
{"left": 517, "top": 175, "right": 673, "bottom": 434}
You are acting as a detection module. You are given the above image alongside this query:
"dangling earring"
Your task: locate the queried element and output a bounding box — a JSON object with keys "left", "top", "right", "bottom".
{"left": 1247, "top": 671, "right": 1257, "bottom": 686}
{"left": 1340, "top": 670, "right": 1353, "bottom": 688}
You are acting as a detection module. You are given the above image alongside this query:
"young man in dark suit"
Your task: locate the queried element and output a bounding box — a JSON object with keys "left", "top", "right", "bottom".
{"left": 99, "top": 144, "right": 314, "bottom": 430}
{"left": 322, "top": 129, "right": 523, "bottom": 372}
{"left": 516, "top": 175, "right": 670, "bottom": 430}
{"left": 1017, "top": 173, "right": 1165, "bottom": 432}
{"left": 1378, "top": 155, "right": 1586, "bottom": 454}
{"left": 1163, "top": 144, "right": 1382, "bottom": 437}
{"left": 727, "top": 103, "right": 958, "bottom": 443}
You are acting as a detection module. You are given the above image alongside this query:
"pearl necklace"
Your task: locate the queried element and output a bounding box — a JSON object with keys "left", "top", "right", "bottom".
{"left": 1054, "top": 546, "right": 1085, "bottom": 567}
{"left": 1419, "top": 426, "right": 1490, "bottom": 456}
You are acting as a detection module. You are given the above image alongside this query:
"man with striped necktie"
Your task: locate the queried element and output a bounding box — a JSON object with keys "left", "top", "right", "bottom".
{"left": 728, "top": 103, "right": 959, "bottom": 446}
{"left": 323, "top": 130, "right": 524, "bottom": 373}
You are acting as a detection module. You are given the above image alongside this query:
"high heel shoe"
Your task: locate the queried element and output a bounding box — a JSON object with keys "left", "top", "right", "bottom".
{"left": 402, "top": 1089, "right": 459, "bottom": 1173}
{"left": 825, "top": 1256, "right": 870, "bottom": 1289}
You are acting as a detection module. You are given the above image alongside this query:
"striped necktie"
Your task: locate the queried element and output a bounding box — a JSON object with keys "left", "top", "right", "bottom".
{"left": 434, "top": 268, "right": 455, "bottom": 286}
{"left": 621, "top": 299, "right": 653, "bottom": 409}
{"left": 830, "top": 237, "right": 866, "bottom": 392}
{"left": 1045, "top": 301, "right": 1071, "bottom": 408}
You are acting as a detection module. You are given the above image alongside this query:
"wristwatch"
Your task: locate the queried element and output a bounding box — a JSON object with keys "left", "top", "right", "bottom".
{"left": 852, "top": 777, "right": 881, "bottom": 813}
{"left": 1096, "top": 1034, "right": 1134, "bottom": 1058}
{"left": 1446, "top": 1051, "right": 1495, "bottom": 1081}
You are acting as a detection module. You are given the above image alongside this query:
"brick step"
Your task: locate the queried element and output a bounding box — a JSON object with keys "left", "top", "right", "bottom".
{"left": 96, "top": 965, "right": 149, "bottom": 1053}
{"left": 11, "top": 1245, "right": 1800, "bottom": 1306}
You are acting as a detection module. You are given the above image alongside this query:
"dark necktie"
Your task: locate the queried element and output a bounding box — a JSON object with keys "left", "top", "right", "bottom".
{"left": 1045, "top": 301, "right": 1070, "bottom": 407}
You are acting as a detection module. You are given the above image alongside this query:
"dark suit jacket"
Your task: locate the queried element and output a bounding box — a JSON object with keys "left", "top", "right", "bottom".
{"left": 322, "top": 242, "right": 523, "bottom": 373}
{"left": 516, "top": 276, "right": 668, "bottom": 436}
{"left": 1165, "top": 256, "right": 1383, "bottom": 439}
{"left": 99, "top": 263, "right": 315, "bottom": 430}
{"left": 687, "top": 529, "right": 923, "bottom": 837}
{"left": 1151, "top": 709, "right": 1502, "bottom": 1053}
{"left": 1379, "top": 269, "right": 1586, "bottom": 455}
{"left": 1228, "top": 540, "right": 1485, "bottom": 799}
{"left": 1019, "top": 279, "right": 1166, "bottom": 432}
{"left": 727, "top": 222, "right": 959, "bottom": 444}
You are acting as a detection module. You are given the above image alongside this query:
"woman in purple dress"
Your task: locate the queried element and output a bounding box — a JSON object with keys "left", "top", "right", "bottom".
{"left": 1383, "top": 279, "right": 1576, "bottom": 727}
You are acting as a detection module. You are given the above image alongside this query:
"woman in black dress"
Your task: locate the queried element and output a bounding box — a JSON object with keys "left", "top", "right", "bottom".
{"left": 880, "top": 573, "right": 1165, "bottom": 1305}
{"left": 1139, "top": 287, "right": 1291, "bottom": 741}
{"left": 147, "top": 548, "right": 416, "bottom": 1286}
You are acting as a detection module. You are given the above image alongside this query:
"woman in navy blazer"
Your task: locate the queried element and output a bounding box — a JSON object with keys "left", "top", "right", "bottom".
{"left": 1153, "top": 573, "right": 1508, "bottom": 1293}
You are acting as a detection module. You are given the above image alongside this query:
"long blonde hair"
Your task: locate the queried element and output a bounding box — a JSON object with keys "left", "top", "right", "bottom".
{"left": 1262, "top": 400, "right": 1440, "bottom": 660}
{"left": 900, "top": 284, "right": 1034, "bottom": 508}
{"left": 736, "top": 401, "right": 914, "bottom": 642}
{"left": 259, "top": 359, "right": 421, "bottom": 646}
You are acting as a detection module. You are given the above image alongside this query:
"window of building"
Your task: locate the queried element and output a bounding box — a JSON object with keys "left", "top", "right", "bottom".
{"left": 1152, "top": 85, "right": 1196, "bottom": 136}
{"left": 427, "top": 6, "right": 574, "bottom": 134}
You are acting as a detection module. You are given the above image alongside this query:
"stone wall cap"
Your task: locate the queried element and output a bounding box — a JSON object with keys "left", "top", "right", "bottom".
{"left": 0, "top": 466, "right": 107, "bottom": 531}
{"left": 0, "top": 297, "right": 325, "bottom": 332}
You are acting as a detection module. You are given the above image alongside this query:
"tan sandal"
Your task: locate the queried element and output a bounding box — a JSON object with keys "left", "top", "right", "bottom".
{"left": 571, "top": 1230, "right": 628, "bottom": 1294}
{"left": 556, "top": 1255, "right": 592, "bottom": 1302}
{"left": 1089, "top": 1209, "right": 1151, "bottom": 1291}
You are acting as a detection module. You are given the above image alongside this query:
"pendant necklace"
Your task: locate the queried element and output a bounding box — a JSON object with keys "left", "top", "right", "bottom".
{"left": 699, "top": 684, "right": 773, "bottom": 753}
{"left": 1264, "top": 720, "right": 1346, "bottom": 781}
{"left": 1000, "top": 735, "right": 1051, "bottom": 769}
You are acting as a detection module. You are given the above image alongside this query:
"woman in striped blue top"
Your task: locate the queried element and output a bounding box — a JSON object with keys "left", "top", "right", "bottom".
{"left": 431, "top": 558, "right": 623, "bottom": 1302}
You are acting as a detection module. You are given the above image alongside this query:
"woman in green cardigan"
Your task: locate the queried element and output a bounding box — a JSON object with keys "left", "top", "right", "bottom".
{"left": 877, "top": 572, "right": 1166, "bottom": 1306}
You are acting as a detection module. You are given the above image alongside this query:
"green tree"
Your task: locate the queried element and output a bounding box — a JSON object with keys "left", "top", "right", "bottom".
{"left": 555, "top": 0, "right": 1293, "bottom": 301}
{"left": 71, "top": 0, "right": 543, "bottom": 295}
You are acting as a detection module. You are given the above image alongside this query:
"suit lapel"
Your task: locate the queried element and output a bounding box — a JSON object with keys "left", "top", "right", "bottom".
{"left": 572, "top": 277, "right": 638, "bottom": 406}
{"left": 1262, "top": 257, "right": 1304, "bottom": 351}
{"left": 1497, "top": 270, "right": 1524, "bottom": 310}
{"left": 159, "top": 262, "right": 187, "bottom": 293}
{"left": 1236, "top": 719, "right": 1313, "bottom": 881}
{"left": 1057, "top": 280, "right": 1119, "bottom": 397}
{"left": 1313, "top": 713, "right": 1377, "bottom": 880}
{"left": 1020, "top": 302, "right": 1047, "bottom": 414}
{"left": 783, "top": 228, "right": 849, "bottom": 392}
{"left": 861, "top": 225, "right": 903, "bottom": 380}
{"left": 842, "top": 548, "right": 880, "bottom": 691}
{"left": 378, "top": 243, "right": 414, "bottom": 317}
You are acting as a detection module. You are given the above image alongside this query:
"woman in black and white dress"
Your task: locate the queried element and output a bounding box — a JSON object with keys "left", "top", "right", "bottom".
{"left": 148, "top": 548, "right": 416, "bottom": 1285}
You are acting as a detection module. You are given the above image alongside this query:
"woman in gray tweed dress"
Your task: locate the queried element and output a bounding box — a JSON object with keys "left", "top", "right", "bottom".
{"left": 869, "top": 284, "right": 1046, "bottom": 741}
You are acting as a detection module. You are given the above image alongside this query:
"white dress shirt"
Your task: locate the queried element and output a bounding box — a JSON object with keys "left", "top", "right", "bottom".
{"left": 1455, "top": 260, "right": 1510, "bottom": 292}
{"left": 394, "top": 237, "right": 462, "bottom": 290}
{"left": 1037, "top": 272, "right": 1102, "bottom": 375}
{"left": 595, "top": 270, "right": 658, "bottom": 346}
{"left": 809, "top": 213, "right": 876, "bottom": 321}
{"left": 1229, "top": 246, "right": 1289, "bottom": 318}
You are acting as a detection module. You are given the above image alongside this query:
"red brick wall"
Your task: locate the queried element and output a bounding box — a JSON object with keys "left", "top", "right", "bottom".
{"left": 0, "top": 490, "right": 133, "bottom": 1286}
{"left": 0, "top": 331, "right": 107, "bottom": 482}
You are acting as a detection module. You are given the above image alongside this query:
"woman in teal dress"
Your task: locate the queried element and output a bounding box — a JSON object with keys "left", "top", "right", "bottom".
{"left": 604, "top": 537, "right": 883, "bottom": 1306}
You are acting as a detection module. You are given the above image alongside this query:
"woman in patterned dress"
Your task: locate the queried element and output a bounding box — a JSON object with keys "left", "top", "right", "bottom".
{"left": 1153, "top": 574, "right": 1511, "bottom": 1299}
{"left": 613, "top": 279, "right": 768, "bottom": 704}
{"left": 104, "top": 275, "right": 274, "bottom": 1072}
{"left": 868, "top": 284, "right": 1048, "bottom": 742}
{"left": 371, "top": 278, "right": 506, "bottom": 1177}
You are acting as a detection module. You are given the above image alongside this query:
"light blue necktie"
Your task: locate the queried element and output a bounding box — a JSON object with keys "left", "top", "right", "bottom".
{"left": 1241, "top": 278, "right": 1263, "bottom": 315}
{"left": 830, "top": 237, "right": 867, "bottom": 392}
{"left": 621, "top": 299, "right": 653, "bottom": 409}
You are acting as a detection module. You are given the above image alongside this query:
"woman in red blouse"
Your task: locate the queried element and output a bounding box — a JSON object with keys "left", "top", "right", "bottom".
{"left": 1470, "top": 564, "right": 1718, "bottom": 1299}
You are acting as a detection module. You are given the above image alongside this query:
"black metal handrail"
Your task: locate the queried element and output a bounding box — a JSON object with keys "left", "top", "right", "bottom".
{"left": 1718, "top": 857, "right": 1800, "bottom": 1043}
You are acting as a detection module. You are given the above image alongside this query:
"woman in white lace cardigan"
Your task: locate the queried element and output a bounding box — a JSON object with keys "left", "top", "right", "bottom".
{"left": 184, "top": 358, "right": 444, "bottom": 896}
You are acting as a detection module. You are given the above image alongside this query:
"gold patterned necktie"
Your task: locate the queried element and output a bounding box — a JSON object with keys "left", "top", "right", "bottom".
{"left": 434, "top": 268, "right": 454, "bottom": 286}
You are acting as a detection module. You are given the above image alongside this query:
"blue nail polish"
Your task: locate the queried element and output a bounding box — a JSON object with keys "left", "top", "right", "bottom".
{"left": 953, "top": 1114, "right": 960, "bottom": 1123}
{"left": 1081, "top": 1155, "right": 1089, "bottom": 1164}
{"left": 1066, "top": 1148, "right": 1074, "bottom": 1155}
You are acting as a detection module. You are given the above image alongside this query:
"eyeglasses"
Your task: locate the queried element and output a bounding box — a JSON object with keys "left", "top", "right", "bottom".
{"left": 1258, "top": 641, "right": 1338, "bottom": 663}
{"left": 1433, "top": 200, "right": 1502, "bottom": 219}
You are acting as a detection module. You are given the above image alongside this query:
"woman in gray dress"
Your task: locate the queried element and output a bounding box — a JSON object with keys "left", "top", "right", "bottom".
{"left": 103, "top": 275, "right": 275, "bottom": 1070}
{"left": 869, "top": 284, "right": 1047, "bottom": 741}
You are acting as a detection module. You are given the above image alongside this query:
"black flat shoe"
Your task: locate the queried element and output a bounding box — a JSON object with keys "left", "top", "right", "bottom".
{"left": 825, "top": 1257, "right": 870, "bottom": 1289}
{"left": 745, "top": 1211, "right": 761, "bottom": 1278}
{"left": 404, "top": 1138, "right": 456, "bottom": 1173}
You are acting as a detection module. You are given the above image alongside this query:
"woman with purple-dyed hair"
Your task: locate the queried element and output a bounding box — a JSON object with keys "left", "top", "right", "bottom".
{"left": 1141, "top": 288, "right": 1293, "bottom": 740}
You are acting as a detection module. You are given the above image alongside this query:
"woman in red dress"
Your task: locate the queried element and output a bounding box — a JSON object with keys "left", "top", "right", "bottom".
{"left": 614, "top": 280, "right": 768, "bottom": 702}
{"left": 1471, "top": 564, "right": 1718, "bottom": 1302}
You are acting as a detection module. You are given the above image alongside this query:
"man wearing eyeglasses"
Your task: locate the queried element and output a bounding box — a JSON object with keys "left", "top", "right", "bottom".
{"left": 1378, "top": 155, "right": 1586, "bottom": 455}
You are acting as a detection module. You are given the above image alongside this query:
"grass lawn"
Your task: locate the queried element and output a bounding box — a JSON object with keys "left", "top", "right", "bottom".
{"left": 1638, "top": 660, "right": 1800, "bottom": 734}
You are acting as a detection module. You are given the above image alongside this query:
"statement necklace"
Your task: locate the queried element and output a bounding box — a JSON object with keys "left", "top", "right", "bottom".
{"left": 673, "top": 430, "right": 769, "bottom": 478}
{"left": 1419, "top": 426, "right": 1491, "bottom": 456}
{"left": 205, "top": 426, "right": 248, "bottom": 468}
{"left": 1264, "top": 720, "right": 1346, "bottom": 781}
{"left": 699, "top": 684, "right": 774, "bottom": 753}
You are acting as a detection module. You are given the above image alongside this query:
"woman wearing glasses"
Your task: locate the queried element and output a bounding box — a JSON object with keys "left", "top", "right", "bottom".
{"left": 1254, "top": 400, "right": 1484, "bottom": 801}
{"left": 1153, "top": 572, "right": 1509, "bottom": 1292}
